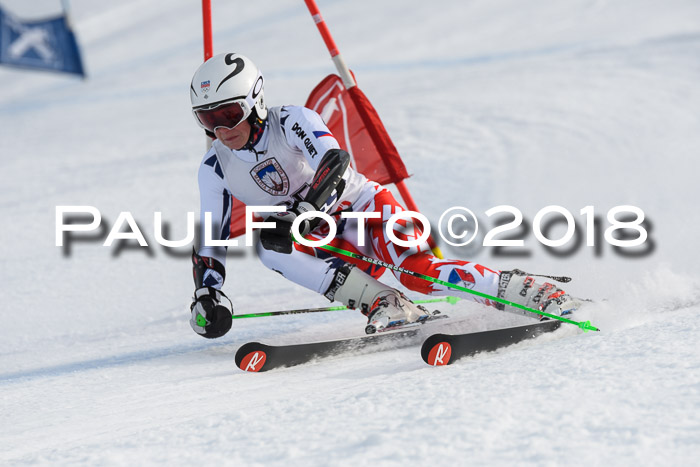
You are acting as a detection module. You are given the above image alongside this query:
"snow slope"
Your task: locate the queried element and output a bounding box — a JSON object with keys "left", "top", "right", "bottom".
{"left": 1, "top": 0, "right": 699, "bottom": 465}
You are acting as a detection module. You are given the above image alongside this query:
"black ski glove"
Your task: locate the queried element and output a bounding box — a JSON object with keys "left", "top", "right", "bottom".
{"left": 190, "top": 287, "right": 233, "bottom": 338}
{"left": 260, "top": 201, "right": 316, "bottom": 254}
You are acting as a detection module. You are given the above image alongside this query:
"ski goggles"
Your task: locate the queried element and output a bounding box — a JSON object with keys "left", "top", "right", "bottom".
{"left": 193, "top": 100, "right": 251, "bottom": 132}
{"left": 193, "top": 70, "right": 265, "bottom": 132}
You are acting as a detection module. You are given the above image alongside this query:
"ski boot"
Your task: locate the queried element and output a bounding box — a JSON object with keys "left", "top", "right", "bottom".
{"left": 324, "top": 264, "right": 431, "bottom": 334}
{"left": 498, "top": 269, "right": 580, "bottom": 319}
{"left": 363, "top": 290, "right": 431, "bottom": 334}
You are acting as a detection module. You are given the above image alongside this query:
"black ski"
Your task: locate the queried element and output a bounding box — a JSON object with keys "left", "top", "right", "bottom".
{"left": 421, "top": 320, "right": 561, "bottom": 366}
{"left": 236, "top": 327, "right": 424, "bottom": 372}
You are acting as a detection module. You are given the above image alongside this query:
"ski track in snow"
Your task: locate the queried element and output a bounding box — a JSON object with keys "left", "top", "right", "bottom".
{"left": 2, "top": 0, "right": 700, "bottom": 465}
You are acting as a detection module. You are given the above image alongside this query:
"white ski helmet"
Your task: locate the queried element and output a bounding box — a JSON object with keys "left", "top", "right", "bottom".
{"left": 190, "top": 53, "right": 267, "bottom": 132}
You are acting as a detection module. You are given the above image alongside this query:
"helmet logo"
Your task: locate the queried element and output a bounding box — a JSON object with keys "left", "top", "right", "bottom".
{"left": 217, "top": 54, "right": 245, "bottom": 92}
{"left": 200, "top": 80, "right": 210, "bottom": 94}
{"left": 252, "top": 75, "right": 263, "bottom": 99}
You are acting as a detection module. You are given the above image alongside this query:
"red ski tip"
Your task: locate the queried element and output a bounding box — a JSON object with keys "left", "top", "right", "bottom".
{"left": 427, "top": 342, "right": 452, "bottom": 366}
{"left": 239, "top": 351, "right": 267, "bottom": 372}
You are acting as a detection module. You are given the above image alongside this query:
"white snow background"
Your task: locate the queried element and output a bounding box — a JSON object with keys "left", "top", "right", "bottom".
{"left": 1, "top": 0, "right": 699, "bottom": 465}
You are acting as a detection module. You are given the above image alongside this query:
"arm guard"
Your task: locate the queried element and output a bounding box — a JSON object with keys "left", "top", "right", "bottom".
{"left": 304, "top": 148, "right": 350, "bottom": 210}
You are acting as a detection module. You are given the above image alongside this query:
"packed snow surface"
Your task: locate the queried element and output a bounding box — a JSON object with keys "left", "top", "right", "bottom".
{"left": 1, "top": 0, "right": 699, "bottom": 465}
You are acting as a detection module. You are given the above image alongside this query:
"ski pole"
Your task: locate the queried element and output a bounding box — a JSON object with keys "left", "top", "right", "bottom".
{"left": 313, "top": 242, "right": 600, "bottom": 332}
{"left": 232, "top": 295, "right": 461, "bottom": 319}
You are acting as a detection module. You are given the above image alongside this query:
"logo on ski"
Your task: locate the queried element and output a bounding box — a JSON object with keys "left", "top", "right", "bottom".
{"left": 240, "top": 351, "right": 267, "bottom": 372}
{"left": 427, "top": 342, "right": 452, "bottom": 366}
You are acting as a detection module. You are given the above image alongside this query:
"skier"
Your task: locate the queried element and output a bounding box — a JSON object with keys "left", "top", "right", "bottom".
{"left": 188, "top": 53, "right": 579, "bottom": 338}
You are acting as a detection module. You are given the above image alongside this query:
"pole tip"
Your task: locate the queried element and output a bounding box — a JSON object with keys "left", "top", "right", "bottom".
{"left": 579, "top": 320, "right": 600, "bottom": 332}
